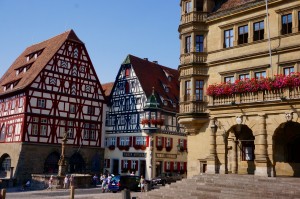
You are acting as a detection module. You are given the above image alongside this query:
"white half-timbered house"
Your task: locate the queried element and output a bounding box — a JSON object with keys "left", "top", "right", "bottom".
{"left": 0, "top": 30, "right": 106, "bottom": 183}
{"left": 103, "top": 55, "right": 187, "bottom": 180}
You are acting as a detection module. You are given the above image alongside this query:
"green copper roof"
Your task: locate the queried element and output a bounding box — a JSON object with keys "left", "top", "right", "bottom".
{"left": 144, "top": 87, "right": 160, "bottom": 109}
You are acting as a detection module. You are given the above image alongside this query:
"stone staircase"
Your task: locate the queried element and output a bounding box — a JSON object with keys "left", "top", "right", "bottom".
{"left": 143, "top": 174, "right": 300, "bottom": 199}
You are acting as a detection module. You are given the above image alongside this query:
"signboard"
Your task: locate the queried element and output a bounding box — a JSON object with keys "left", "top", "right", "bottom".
{"left": 123, "top": 152, "right": 146, "bottom": 157}
{"left": 156, "top": 153, "right": 177, "bottom": 159}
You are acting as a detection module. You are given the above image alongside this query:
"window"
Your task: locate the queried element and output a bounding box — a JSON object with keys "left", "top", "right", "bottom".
{"left": 196, "top": 0, "right": 203, "bottom": 11}
{"left": 238, "top": 25, "right": 248, "bottom": 44}
{"left": 166, "top": 162, "right": 171, "bottom": 170}
{"left": 84, "top": 123, "right": 90, "bottom": 139}
{"left": 185, "top": 1, "right": 192, "bottom": 13}
{"left": 87, "top": 106, "right": 95, "bottom": 115}
{"left": 195, "top": 80, "right": 204, "bottom": 101}
{"left": 125, "top": 82, "right": 129, "bottom": 94}
{"left": 132, "top": 160, "right": 137, "bottom": 170}
{"left": 157, "top": 137, "right": 162, "bottom": 146}
{"left": 49, "top": 77, "right": 57, "bottom": 85}
{"left": 110, "top": 137, "right": 116, "bottom": 146}
{"left": 19, "top": 98, "right": 24, "bottom": 107}
{"left": 284, "top": 67, "right": 294, "bottom": 76}
{"left": 255, "top": 71, "right": 266, "bottom": 79}
{"left": 166, "top": 138, "right": 171, "bottom": 147}
{"left": 195, "top": 35, "right": 204, "bottom": 52}
{"left": 11, "top": 100, "right": 16, "bottom": 109}
{"left": 185, "top": 80, "right": 191, "bottom": 101}
{"left": 185, "top": 36, "right": 191, "bottom": 53}
{"left": 70, "top": 104, "right": 76, "bottom": 113}
{"left": 224, "top": 76, "right": 235, "bottom": 83}
{"left": 239, "top": 74, "right": 249, "bottom": 80}
{"left": 67, "top": 121, "right": 74, "bottom": 138}
{"left": 253, "top": 21, "right": 264, "bottom": 41}
{"left": 282, "top": 13, "right": 292, "bottom": 35}
{"left": 224, "top": 29, "right": 234, "bottom": 48}
{"left": 242, "top": 143, "right": 254, "bottom": 161}
{"left": 8, "top": 125, "right": 13, "bottom": 136}
{"left": 32, "top": 124, "right": 38, "bottom": 135}
{"left": 40, "top": 118, "right": 47, "bottom": 136}
{"left": 120, "top": 137, "right": 130, "bottom": 146}
{"left": 136, "top": 136, "right": 146, "bottom": 145}
{"left": 37, "top": 99, "right": 46, "bottom": 108}
{"left": 125, "top": 68, "right": 130, "bottom": 77}
{"left": 1, "top": 156, "right": 11, "bottom": 171}
{"left": 299, "top": 12, "right": 300, "bottom": 31}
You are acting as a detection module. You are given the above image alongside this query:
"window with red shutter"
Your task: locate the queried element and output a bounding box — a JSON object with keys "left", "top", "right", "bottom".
{"left": 170, "top": 138, "right": 173, "bottom": 148}
{"left": 184, "top": 162, "right": 187, "bottom": 171}
{"left": 170, "top": 162, "right": 174, "bottom": 171}
{"left": 184, "top": 139, "right": 187, "bottom": 150}
{"left": 162, "top": 137, "right": 165, "bottom": 147}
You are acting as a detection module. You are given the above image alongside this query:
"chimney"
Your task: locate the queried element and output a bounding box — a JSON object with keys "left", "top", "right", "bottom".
{"left": 153, "top": 61, "right": 158, "bottom": 64}
{"left": 143, "top": 58, "right": 148, "bottom": 61}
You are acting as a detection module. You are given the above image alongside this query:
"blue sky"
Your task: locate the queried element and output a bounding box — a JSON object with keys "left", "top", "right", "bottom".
{"left": 0, "top": 0, "right": 180, "bottom": 84}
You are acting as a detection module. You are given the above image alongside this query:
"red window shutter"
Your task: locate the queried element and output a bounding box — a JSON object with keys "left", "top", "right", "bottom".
{"left": 162, "top": 137, "right": 165, "bottom": 147}
{"left": 170, "top": 162, "right": 174, "bottom": 171}
{"left": 184, "top": 139, "right": 187, "bottom": 150}
{"left": 133, "top": 136, "right": 136, "bottom": 147}
{"left": 117, "top": 137, "right": 120, "bottom": 147}
{"left": 135, "top": 160, "right": 139, "bottom": 170}
{"left": 170, "top": 138, "right": 173, "bottom": 148}
{"left": 128, "top": 160, "right": 131, "bottom": 169}
{"left": 184, "top": 162, "right": 187, "bottom": 171}
{"left": 129, "top": 136, "right": 132, "bottom": 147}
{"left": 177, "top": 162, "right": 180, "bottom": 171}
{"left": 164, "top": 162, "right": 167, "bottom": 171}
{"left": 121, "top": 160, "right": 124, "bottom": 170}
{"left": 146, "top": 136, "right": 149, "bottom": 147}
{"left": 156, "top": 136, "right": 158, "bottom": 147}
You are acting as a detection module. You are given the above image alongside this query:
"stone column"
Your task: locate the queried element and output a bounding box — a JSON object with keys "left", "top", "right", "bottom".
{"left": 232, "top": 140, "right": 238, "bottom": 174}
{"left": 58, "top": 132, "right": 68, "bottom": 176}
{"left": 255, "top": 114, "right": 269, "bottom": 176}
{"left": 206, "top": 118, "right": 217, "bottom": 174}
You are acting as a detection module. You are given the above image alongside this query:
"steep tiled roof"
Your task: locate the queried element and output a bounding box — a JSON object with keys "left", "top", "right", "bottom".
{"left": 102, "top": 82, "right": 114, "bottom": 97}
{"left": 0, "top": 30, "right": 83, "bottom": 96}
{"left": 210, "top": 0, "right": 264, "bottom": 18}
{"left": 128, "top": 54, "right": 180, "bottom": 112}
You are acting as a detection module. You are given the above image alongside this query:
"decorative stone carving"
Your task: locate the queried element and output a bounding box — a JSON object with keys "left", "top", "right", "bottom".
{"left": 285, "top": 112, "right": 293, "bottom": 122}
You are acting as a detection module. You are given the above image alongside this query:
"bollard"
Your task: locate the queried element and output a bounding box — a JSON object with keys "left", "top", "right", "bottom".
{"left": 70, "top": 186, "right": 74, "bottom": 199}
{"left": 0, "top": 188, "right": 6, "bottom": 199}
{"left": 121, "top": 189, "right": 130, "bottom": 199}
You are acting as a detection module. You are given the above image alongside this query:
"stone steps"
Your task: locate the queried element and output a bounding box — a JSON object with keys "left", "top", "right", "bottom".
{"left": 143, "top": 174, "right": 300, "bottom": 199}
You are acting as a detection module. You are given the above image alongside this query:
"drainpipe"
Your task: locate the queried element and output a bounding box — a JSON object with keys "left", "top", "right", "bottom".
{"left": 265, "top": 0, "right": 272, "bottom": 74}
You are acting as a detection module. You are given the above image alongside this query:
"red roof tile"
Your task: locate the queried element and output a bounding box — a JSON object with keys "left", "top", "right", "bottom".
{"left": 0, "top": 30, "right": 83, "bottom": 96}
{"left": 128, "top": 54, "right": 179, "bottom": 112}
{"left": 102, "top": 82, "right": 114, "bottom": 97}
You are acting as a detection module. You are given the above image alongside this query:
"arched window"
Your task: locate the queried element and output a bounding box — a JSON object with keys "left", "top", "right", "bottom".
{"left": 44, "top": 152, "right": 60, "bottom": 174}
{"left": 1, "top": 154, "right": 11, "bottom": 171}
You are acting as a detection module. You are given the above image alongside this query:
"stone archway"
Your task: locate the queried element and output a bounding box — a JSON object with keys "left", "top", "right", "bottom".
{"left": 273, "top": 121, "right": 300, "bottom": 176}
{"left": 225, "top": 124, "right": 255, "bottom": 174}
{"left": 44, "top": 152, "right": 60, "bottom": 174}
{"left": 69, "top": 152, "right": 85, "bottom": 173}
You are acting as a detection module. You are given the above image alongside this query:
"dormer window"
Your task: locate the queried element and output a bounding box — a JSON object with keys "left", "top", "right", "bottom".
{"left": 15, "top": 63, "right": 33, "bottom": 76}
{"left": 164, "top": 101, "right": 168, "bottom": 106}
{"left": 25, "top": 48, "right": 44, "bottom": 62}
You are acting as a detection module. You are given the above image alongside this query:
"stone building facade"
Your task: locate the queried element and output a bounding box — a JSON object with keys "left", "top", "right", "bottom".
{"left": 178, "top": 0, "right": 300, "bottom": 177}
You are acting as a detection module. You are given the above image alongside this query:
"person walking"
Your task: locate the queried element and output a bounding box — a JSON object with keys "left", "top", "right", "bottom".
{"left": 46, "top": 175, "right": 54, "bottom": 190}
{"left": 140, "top": 175, "right": 146, "bottom": 192}
{"left": 63, "top": 175, "right": 69, "bottom": 189}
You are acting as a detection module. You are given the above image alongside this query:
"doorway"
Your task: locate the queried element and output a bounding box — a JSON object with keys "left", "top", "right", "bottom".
{"left": 140, "top": 160, "right": 146, "bottom": 177}
{"left": 155, "top": 161, "right": 162, "bottom": 176}
{"left": 112, "top": 159, "right": 119, "bottom": 175}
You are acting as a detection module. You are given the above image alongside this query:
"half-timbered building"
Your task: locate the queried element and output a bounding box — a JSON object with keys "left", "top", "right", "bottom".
{"left": 104, "top": 55, "right": 187, "bottom": 180}
{"left": 0, "top": 30, "right": 106, "bottom": 183}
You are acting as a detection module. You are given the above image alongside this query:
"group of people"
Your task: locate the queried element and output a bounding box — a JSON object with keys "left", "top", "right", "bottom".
{"left": 46, "top": 174, "right": 74, "bottom": 190}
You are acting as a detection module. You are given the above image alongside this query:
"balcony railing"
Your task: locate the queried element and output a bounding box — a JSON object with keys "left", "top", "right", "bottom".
{"left": 209, "top": 87, "right": 300, "bottom": 106}
{"left": 180, "top": 52, "right": 207, "bottom": 65}
{"left": 180, "top": 65, "right": 208, "bottom": 77}
{"left": 180, "top": 11, "right": 207, "bottom": 24}
{"left": 180, "top": 101, "right": 206, "bottom": 113}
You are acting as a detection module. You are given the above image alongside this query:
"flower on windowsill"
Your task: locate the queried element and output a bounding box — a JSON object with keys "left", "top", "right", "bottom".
{"left": 108, "top": 145, "right": 115, "bottom": 150}
{"left": 166, "top": 146, "right": 172, "bottom": 152}
{"left": 156, "top": 145, "right": 163, "bottom": 151}
{"left": 206, "top": 72, "right": 300, "bottom": 97}
{"left": 141, "top": 119, "right": 150, "bottom": 125}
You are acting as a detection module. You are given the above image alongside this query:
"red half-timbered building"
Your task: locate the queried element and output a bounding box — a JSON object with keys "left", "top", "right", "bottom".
{"left": 0, "top": 30, "right": 106, "bottom": 183}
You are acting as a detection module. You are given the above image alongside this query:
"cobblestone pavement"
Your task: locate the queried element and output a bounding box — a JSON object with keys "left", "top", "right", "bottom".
{"left": 3, "top": 187, "right": 147, "bottom": 199}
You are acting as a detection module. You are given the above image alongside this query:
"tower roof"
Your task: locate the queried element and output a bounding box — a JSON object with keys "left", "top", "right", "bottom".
{"left": 0, "top": 30, "right": 83, "bottom": 96}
